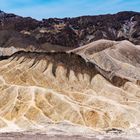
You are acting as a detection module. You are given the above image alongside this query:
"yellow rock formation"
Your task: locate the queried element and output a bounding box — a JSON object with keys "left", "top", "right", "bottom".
{"left": 0, "top": 47, "right": 139, "bottom": 134}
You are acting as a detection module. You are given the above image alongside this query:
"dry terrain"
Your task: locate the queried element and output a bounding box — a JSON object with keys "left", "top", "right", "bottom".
{"left": 0, "top": 40, "right": 139, "bottom": 139}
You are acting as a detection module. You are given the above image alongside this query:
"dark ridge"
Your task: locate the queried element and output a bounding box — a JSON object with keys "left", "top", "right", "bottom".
{"left": 52, "top": 63, "right": 57, "bottom": 77}
{"left": 111, "top": 76, "right": 129, "bottom": 87}
{"left": 0, "top": 11, "right": 140, "bottom": 48}
{"left": 29, "top": 57, "right": 41, "bottom": 68}
{"left": 0, "top": 55, "right": 9, "bottom": 60}
{"left": 1, "top": 50, "right": 129, "bottom": 87}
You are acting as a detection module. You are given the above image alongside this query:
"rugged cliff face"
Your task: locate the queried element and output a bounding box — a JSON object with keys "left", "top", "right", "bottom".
{"left": 0, "top": 11, "right": 140, "bottom": 48}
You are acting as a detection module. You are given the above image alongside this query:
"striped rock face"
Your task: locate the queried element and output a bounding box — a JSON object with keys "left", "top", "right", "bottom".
{"left": 0, "top": 39, "right": 140, "bottom": 135}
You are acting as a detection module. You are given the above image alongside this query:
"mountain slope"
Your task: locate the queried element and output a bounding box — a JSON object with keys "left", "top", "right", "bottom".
{"left": 0, "top": 48, "right": 139, "bottom": 134}
{"left": 0, "top": 11, "right": 140, "bottom": 49}
{"left": 70, "top": 39, "right": 140, "bottom": 83}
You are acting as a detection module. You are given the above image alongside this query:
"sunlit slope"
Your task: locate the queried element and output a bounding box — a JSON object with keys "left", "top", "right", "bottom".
{"left": 0, "top": 50, "right": 139, "bottom": 133}
{"left": 70, "top": 39, "right": 140, "bottom": 83}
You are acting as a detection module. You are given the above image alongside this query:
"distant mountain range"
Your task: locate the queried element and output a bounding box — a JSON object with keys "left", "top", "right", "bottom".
{"left": 0, "top": 10, "right": 140, "bottom": 50}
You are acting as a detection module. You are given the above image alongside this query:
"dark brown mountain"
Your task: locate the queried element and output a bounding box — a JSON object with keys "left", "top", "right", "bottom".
{"left": 0, "top": 10, "right": 140, "bottom": 49}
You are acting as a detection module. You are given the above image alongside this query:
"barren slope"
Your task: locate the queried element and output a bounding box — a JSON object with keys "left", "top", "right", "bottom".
{"left": 0, "top": 11, "right": 140, "bottom": 48}
{"left": 0, "top": 49, "right": 139, "bottom": 135}
{"left": 70, "top": 39, "right": 140, "bottom": 83}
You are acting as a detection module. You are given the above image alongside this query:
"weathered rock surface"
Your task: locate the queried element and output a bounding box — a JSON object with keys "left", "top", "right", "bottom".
{"left": 0, "top": 47, "right": 139, "bottom": 135}
{"left": 70, "top": 39, "right": 140, "bottom": 83}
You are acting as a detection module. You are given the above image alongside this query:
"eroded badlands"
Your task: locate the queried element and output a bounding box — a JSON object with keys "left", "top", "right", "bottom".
{"left": 0, "top": 42, "right": 139, "bottom": 135}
